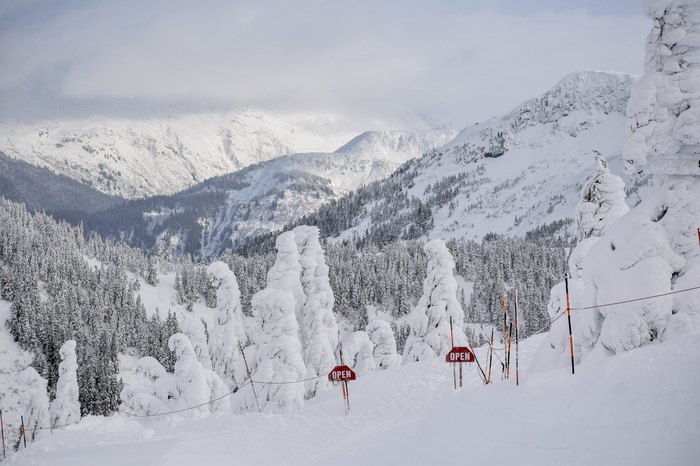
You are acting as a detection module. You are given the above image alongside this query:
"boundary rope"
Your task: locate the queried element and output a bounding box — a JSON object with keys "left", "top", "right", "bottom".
{"left": 118, "top": 371, "right": 332, "bottom": 418}
{"left": 570, "top": 284, "right": 700, "bottom": 311}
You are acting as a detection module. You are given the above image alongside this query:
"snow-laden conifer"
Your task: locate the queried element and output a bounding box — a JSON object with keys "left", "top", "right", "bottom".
{"left": 119, "top": 356, "right": 176, "bottom": 416}
{"left": 168, "top": 333, "right": 212, "bottom": 417}
{"left": 366, "top": 320, "right": 400, "bottom": 370}
{"left": 293, "top": 225, "right": 338, "bottom": 396}
{"left": 179, "top": 315, "right": 213, "bottom": 370}
{"left": 403, "top": 240, "right": 467, "bottom": 362}
{"left": 247, "top": 232, "right": 307, "bottom": 413}
{"left": 569, "top": 151, "right": 630, "bottom": 278}
{"left": 49, "top": 339, "right": 80, "bottom": 427}
{"left": 344, "top": 331, "right": 376, "bottom": 375}
{"left": 207, "top": 261, "right": 248, "bottom": 389}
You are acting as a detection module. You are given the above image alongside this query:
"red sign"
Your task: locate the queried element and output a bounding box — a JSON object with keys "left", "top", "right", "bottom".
{"left": 328, "top": 365, "right": 356, "bottom": 382}
{"left": 445, "top": 347, "right": 475, "bottom": 363}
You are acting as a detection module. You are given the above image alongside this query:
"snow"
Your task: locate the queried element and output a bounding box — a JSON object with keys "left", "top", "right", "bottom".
{"left": 624, "top": 0, "right": 700, "bottom": 176}
{"left": 0, "top": 109, "right": 363, "bottom": 198}
{"left": 6, "top": 332, "right": 699, "bottom": 465}
{"left": 331, "top": 71, "right": 646, "bottom": 244}
{"left": 49, "top": 340, "right": 80, "bottom": 428}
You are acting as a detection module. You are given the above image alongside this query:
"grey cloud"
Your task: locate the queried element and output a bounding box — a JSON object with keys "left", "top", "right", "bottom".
{"left": 0, "top": 0, "right": 648, "bottom": 127}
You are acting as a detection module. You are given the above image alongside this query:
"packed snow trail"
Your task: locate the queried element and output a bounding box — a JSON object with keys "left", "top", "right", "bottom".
{"left": 7, "top": 333, "right": 699, "bottom": 466}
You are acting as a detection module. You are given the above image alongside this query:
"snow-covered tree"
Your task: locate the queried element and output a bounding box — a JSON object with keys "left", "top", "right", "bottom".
{"left": 403, "top": 240, "right": 468, "bottom": 362}
{"left": 207, "top": 261, "right": 248, "bottom": 389}
{"left": 19, "top": 367, "right": 50, "bottom": 441}
{"left": 168, "top": 333, "right": 212, "bottom": 417}
{"left": 293, "top": 226, "right": 338, "bottom": 396}
{"left": 266, "top": 231, "right": 305, "bottom": 314}
{"left": 49, "top": 340, "right": 80, "bottom": 427}
{"left": 569, "top": 151, "right": 630, "bottom": 278}
{"left": 344, "top": 331, "right": 376, "bottom": 375}
{"left": 247, "top": 232, "right": 307, "bottom": 413}
{"left": 178, "top": 315, "right": 213, "bottom": 370}
{"left": 623, "top": 0, "right": 700, "bottom": 176}
{"left": 366, "top": 320, "right": 400, "bottom": 370}
{"left": 119, "top": 357, "right": 173, "bottom": 416}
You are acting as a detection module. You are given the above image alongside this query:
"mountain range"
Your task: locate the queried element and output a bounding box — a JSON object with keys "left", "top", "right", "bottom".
{"left": 0, "top": 71, "right": 648, "bottom": 258}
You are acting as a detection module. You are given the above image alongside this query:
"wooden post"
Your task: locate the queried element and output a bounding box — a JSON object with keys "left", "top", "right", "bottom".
{"left": 449, "top": 316, "right": 457, "bottom": 390}
{"left": 338, "top": 332, "right": 350, "bottom": 415}
{"left": 0, "top": 409, "right": 6, "bottom": 459}
{"left": 564, "top": 274, "right": 575, "bottom": 375}
{"left": 20, "top": 416, "right": 27, "bottom": 449}
{"left": 344, "top": 381, "right": 351, "bottom": 413}
{"left": 470, "top": 347, "right": 488, "bottom": 384}
{"left": 515, "top": 289, "right": 520, "bottom": 386}
{"left": 487, "top": 329, "right": 494, "bottom": 384}
{"left": 502, "top": 292, "right": 507, "bottom": 379}
{"left": 507, "top": 322, "right": 513, "bottom": 380}
{"left": 238, "top": 341, "right": 262, "bottom": 414}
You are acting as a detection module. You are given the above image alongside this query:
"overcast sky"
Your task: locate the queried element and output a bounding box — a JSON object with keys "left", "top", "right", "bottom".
{"left": 0, "top": 0, "right": 649, "bottom": 128}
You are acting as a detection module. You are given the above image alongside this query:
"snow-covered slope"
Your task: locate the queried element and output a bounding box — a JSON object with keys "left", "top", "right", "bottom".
{"left": 83, "top": 129, "right": 453, "bottom": 258}
{"left": 7, "top": 331, "right": 699, "bottom": 466}
{"left": 298, "top": 71, "right": 647, "bottom": 245}
{"left": 0, "top": 110, "right": 362, "bottom": 198}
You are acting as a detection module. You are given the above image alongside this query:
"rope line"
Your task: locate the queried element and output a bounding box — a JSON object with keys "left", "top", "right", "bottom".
{"left": 570, "top": 284, "right": 700, "bottom": 311}
{"left": 119, "top": 371, "right": 332, "bottom": 418}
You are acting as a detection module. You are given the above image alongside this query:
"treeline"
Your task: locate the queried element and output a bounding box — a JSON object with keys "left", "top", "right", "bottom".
{"left": 0, "top": 198, "right": 179, "bottom": 416}
{"left": 221, "top": 235, "right": 568, "bottom": 350}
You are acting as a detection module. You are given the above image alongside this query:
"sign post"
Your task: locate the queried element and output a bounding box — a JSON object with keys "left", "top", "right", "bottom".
{"left": 328, "top": 365, "right": 356, "bottom": 414}
{"left": 445, "top": 346, "right": 475, "bottom": 389}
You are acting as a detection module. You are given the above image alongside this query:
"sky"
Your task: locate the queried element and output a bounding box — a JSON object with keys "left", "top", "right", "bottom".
{"left": 0, "top": 0, "right": 649, "bottom": 128}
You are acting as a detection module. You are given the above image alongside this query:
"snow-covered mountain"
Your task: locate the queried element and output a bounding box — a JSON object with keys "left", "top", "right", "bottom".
{"left": 0, "top": 109, "right": 363, "bottom": 198}
{"left": 83, "top": 129, "right": 454, "bottom": 257}
{"left": 281, "top": 71, "right": 646, "bottom": 246}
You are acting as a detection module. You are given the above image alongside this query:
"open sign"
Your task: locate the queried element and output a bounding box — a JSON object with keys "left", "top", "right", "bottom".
{"left": 445, "top": 347, "right": 475, "bottom": 363}
{"left": 328, "top": 365, "right": 356, "bottom": 382}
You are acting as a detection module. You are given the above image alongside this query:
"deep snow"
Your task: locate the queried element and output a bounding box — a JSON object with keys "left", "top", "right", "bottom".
{"left": 6, "top": 331, "right": 699, "bottom": 466}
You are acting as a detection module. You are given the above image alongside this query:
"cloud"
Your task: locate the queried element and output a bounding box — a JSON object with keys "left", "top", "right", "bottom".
{"left": 0, "top": 0, "right": 648, "bottom": 127}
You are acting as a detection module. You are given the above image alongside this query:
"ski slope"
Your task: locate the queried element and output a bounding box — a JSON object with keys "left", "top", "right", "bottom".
{"left": 7, "top": 332, "right": 699, "bottom": 466}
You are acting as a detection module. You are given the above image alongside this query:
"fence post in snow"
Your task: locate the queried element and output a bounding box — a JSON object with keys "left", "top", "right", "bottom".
{"left": 515, "top": 289, "right": 519, "bottom": 386}
{"left": 449, "top": 317, "right": 457, "bottom": 390}
{"left": 1, "top": 409, "right": 5, "bottom": 458}
{"left": 238, "top": 341, "right": 262, "bottom": 414}
{"left": 564, "top": 273, "right": 575, "bottom": 375}
{"left": 19, "top": 415, "right": 26, "bottom": 449}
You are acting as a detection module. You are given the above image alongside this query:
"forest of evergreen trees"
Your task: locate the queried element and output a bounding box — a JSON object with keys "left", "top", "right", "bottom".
{"left": 0, "top": 198, "right": 179, "bottom": 416}
{"left": 0, "top": 195, "right": 568, "bottom": 418}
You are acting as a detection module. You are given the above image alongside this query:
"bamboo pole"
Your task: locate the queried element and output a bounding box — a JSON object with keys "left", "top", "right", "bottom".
{"left": 564, "top": 274, "right": 575, "bottom": 375}
{"left": 487, "top": 329, "right": 494, "bottom": 384}
{"left": 515, "top": 289, "right": 520, "bottom": 386}
{"left": 0, "top": 409, "right": 6, "bottom": 459}
{"left": 450, "top": 316, "right": 456, "bottom": 390}
{"left": 338, "top": 331, "right": 350, "bottom": 414}
{"left": 238, "top": 341, "right": 262, "bottom": 414}
{"left": 502, "top": 292, "right": 508, "bottom": 379}
{"left": 20, "top": 416, "right": 26, "bottom": 449}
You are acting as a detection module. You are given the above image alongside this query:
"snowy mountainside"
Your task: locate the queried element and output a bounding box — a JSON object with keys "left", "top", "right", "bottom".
{"left": 83, "top": 129, "right": 453, "bottom": 258}
{"left": 276, "top": 71, "right": 644, "bottom": 246}
{"left": 0, "top": 151, "right": 122, "bottom": 215}
{"left": 0, "top": 109, "right": 361, "bottom": 198}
